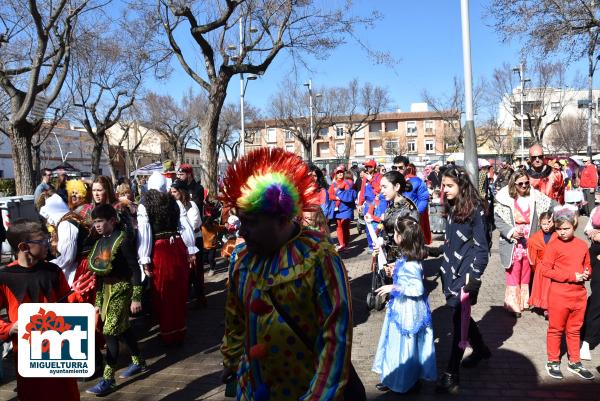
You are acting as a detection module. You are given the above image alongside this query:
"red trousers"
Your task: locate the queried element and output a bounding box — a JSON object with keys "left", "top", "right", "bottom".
{"left": 336, "top": 218, "right": 350, "bottom": 248}
{"left": 547, "top": 292, "right": 587, "bottom": 362}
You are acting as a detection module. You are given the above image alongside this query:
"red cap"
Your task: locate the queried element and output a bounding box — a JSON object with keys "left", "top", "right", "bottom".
{"left": 334, "top": 165, "right": 346, "bottom": 173}
{"left": 177, "top": 164, "right": 194, "bottom": 175}
{"left": 363, "top": 159, "right": 376, "bottom": 168}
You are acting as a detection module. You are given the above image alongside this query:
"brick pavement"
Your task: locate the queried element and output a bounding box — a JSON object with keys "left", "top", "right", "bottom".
{"left": 2, "top": 219, "right": 600, "bottom": 400}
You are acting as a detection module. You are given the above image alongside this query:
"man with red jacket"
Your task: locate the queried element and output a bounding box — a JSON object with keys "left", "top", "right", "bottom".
{"left": 580, "top": 159, "right": 599, "bottom": 216}
{"left": 526, "top": 144, "right": 563, "bottom": 203}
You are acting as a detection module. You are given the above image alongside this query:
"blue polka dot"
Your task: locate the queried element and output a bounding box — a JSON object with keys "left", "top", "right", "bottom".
{"left": 271, "top": 345, "right": 279, "bottom": 353}
{"left": 278, "top": 315, "right": 285, "bottom": 323}
{"left": 281, "top": 269, "right": 289, "bottom": 277}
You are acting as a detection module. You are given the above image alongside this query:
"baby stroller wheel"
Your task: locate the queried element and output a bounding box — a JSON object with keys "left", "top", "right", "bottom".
{"left": 366, "top": 291, "right": 375, "bottom": 310}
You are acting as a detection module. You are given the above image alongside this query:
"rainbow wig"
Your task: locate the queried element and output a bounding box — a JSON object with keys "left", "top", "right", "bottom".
{"left": 221, "top": 147, "right": 318, "bottom": 218}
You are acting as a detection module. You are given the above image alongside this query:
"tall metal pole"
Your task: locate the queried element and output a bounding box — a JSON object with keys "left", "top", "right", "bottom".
{"left": 308, "top": 79, "right": 314, "bottom": 163}
{"left": 520, "top": 63, "right": 525, "bottom": 163}
{"left": 588, "top": 30, "right": 595, "bottom": 160}
{"left": 239, "top": 18, "right": 246, "bottom": 158}
{"left": 460, "top": 0, "right": 478, "bottom": 187}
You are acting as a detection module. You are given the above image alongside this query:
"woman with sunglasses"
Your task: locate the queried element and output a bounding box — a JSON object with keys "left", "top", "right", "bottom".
{"left": 494, "top": 170, "right": 555, "bottom": 317}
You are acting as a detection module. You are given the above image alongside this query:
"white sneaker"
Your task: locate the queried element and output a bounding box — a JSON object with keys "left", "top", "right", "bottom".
{"left": 580, "top": 341, "right": 592, "bottom": 361}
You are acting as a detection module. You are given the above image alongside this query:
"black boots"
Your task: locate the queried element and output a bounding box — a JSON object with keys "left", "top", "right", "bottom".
{"left": 435, "top": 372, "right": 460, "bottom": 394}
{"left": 461, "top": 345, "right": 492, "bottom": 368}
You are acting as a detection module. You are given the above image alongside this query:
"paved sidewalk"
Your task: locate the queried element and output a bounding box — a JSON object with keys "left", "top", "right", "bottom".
{"left": 2, "top": 220, "right": 600, "bottom": 400}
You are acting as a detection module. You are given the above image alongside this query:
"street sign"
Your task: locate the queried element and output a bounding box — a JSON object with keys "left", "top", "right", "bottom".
{"left": 30, "top": 95, "right": 49, "bottom": 120}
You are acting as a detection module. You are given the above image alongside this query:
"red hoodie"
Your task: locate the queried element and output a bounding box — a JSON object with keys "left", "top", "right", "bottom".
{"left": 580, "top": 164, "right": 598, "bottom": 189}
{"left": 541, "top": 237, "right": 591, "bottom": 299}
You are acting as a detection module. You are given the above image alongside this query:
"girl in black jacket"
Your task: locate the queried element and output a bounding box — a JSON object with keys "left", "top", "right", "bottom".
{"left": 436, "top": 166, "right": 491, "bottom": 395}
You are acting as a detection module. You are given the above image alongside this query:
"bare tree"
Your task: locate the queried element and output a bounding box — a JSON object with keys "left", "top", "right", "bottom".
{"left": 490, "top": 61, "right": 574, "bottom": 143}
{"left": 142, "top": 90, "right": 203, "bottom": 163}
{"left": 154, "top": 0, "right": 379, "bottom": 193}
{"left": 215, "top": 102, "right": 260, "bottom": 162}
{"left": 0, "top": 0, "right": 94, "bottom": 194}
{"left": 68, "top": 13, "right": 167, "bottom": 176}
{"left": 479, "top": 117, "right": 514, "bottom": 162}
{"left": 549, "top": 114, "right": 588, "bottom": 154}
{"left": 422, "top": 76, "right": 487, "bottom": 148}
{"left": 268, "top": 79, "right": 336, "bottom": 157}
{"left": 332, "top": 79, "right": 390, "bottom": 162}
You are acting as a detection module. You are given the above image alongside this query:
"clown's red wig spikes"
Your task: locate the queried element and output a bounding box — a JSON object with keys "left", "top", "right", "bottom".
{"left": 220, "top": 147, "right": 319, "bottom": 217}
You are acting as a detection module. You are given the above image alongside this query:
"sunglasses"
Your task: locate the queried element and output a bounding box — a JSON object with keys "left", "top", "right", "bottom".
{"left": 516, "top": 181, "right": 530, "bottom": 188}
{"left": 530, "top": 155, "right": 544, "bottom": 160}
{"left": 25, "top": 238, "right": 50, "bottom": 246}
{"left": 391, "top": 165, "right": 405, "bottom": 171}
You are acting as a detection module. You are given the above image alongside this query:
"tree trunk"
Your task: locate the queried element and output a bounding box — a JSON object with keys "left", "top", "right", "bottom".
{"left": 91, "top": 134, "right": 105, "bottom": 177}
{"left": 343, "top": 134, "right": 352, "bottom": 164}
{"left": 32, "top": 146, "right": 42, "bottom": 184}
{"left": 9, "top": 124, "right": 35, "bottom": 195}
{"left": 201, "top": 86, "right": 228, "bottom": 195}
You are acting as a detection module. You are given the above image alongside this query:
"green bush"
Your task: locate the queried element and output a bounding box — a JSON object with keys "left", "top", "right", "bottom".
{"left": 0, "top": 179, "right": 16, "bottom": 197}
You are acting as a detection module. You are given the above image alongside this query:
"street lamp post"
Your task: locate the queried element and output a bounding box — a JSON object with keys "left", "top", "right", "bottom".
{"left": 237, "top": 19, "right": 258, "bottom": 158}
{"left": 304, "top": 80, "right": 315, "bottom": 162}
{"left": 512, "top": 63, "right": 530, "bottom": 164}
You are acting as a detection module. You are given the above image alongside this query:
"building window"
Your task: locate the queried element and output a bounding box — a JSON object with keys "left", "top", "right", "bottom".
{"left": 335, "top": 142, "right": 346, "bottom": 156}
{"left": 285, "top": 143, "right": 295, "bottom": 153}
{"left": 385, "top": 121, "right": 398, "bottom": 132}
{"left": 406, "top": 121, "right": 417, "bottom": 136}
{"left": 408, "top": 141, "right": 416, "bottom": 153}
{"left": 318, "top": 142, "right": 329, "bottom": 156}
{"left": 425, "top": 120, "right": 434, "bottom": 133}
{"left": 385, "top": 139, "right": 399, "bottom": 154}
{"left": 336, "top": 127, "right": 344, "bottom": 137}
{"left": 369, "top": 122, "right": 382, "bottom": 133}
{"left": 425, "top": 140, "right": 435, "bottom": 153}
{"left": 319, "top": 128, "right": 329, "bottom": 136}
{"left": 371, "top": 140, "right": 383, "bottom": 153}
{"left": 284, "top": 130, "right": 294, "bottom": 142}
{"left": 551, "top": 102, "right": 561, "bottom": 112}
{"left": 354, "top": 128, "right": 365, "bottom": 138}
{"left": 267, "top": 128, "right": 277, "bottom": 143}
{"left": 355, "top": 141, "right": 364, "bottom": 156}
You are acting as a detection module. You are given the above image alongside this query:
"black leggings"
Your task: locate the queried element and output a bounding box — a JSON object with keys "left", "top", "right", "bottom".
{"left": 105, "top": 328, "right": 140, "bottom": 367}
{"left": 583, "top": 242, "right": 600, "bottom": 348}
{"left": 447, "top": 306, "right": 486, "bottom": 374}
{"left": 205, "top": 248, "right": 217, "bottom": 271}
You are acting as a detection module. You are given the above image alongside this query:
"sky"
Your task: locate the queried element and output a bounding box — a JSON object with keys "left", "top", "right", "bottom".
{"left": 148, "top": 0, "right": 591, "bottom": 117}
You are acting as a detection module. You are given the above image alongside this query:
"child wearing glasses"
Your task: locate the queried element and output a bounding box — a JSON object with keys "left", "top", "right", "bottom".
{"left": 494, "top": 170, "right": 555, "bottom": 317}
{"left": 0, "top": 218, "right": 94, "bottom": 401}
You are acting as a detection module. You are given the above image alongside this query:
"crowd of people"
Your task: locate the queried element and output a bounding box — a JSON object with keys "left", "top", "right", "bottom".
{"left": 0, "top": 143, "right": 599, "bottom": 400}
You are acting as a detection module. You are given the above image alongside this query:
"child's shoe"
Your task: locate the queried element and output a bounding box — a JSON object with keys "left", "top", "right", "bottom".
{"left": 119, "top": 362, "right": 147, "bottom": 379}
{"left": 580, "top": 341, "right": 592, "bottom": 361}
{"left": 567, "top": 362, "right": 594, "bottom": 380}
{"left": 435, "top": 372, "right": 459, "bottom": 394}
{"left": 86, "top": 378, "right": 116, "bottom": 395}
{"left": 545, "top": 361, "right": 563, "bottom": 379}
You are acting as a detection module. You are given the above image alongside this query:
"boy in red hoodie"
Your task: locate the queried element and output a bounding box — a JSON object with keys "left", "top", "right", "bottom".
{"left": 541, "top": 205, "right": 593, "bottom": 380}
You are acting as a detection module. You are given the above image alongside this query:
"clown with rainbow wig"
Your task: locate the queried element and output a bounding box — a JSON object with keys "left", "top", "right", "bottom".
{"left": 220, "top": 147, "right": 358, "bottom": 401}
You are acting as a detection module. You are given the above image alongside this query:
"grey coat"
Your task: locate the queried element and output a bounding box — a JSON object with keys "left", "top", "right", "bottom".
{"left": 494, "top": 186, "right": 555, "bottom": 269}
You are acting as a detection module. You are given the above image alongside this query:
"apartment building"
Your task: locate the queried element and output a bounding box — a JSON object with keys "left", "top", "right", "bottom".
{"left": 246, "top": 104, "right": 457, "bottom": 166}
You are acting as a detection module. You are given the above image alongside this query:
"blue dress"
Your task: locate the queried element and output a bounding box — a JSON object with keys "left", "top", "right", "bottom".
{"left": 372, "top": 258, "right": 437, "bottom": 393}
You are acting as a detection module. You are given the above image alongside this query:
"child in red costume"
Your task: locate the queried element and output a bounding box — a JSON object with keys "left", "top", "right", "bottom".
{"left": 541, "top": 205, "right": 593, "bottom": 380}
{"left": 0, "top": 219, "right": 94, "bottom": 401}
{"left": 527, "top": 212, "right": 556, "bottom": 314}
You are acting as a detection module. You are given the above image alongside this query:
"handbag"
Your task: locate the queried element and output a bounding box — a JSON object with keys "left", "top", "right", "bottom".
{"left": 267, "top": 290, "right": 366, "bottom": 401}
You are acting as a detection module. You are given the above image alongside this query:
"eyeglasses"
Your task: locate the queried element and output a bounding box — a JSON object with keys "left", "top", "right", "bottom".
{"left": 391, "top": 165, "right": 405, "bottom": 171}
{"left": 25, "top": 238, "right": 50, "bottom": 246}
{"left": 530, "top": 155, "right": 544, "bottom": 160}
{"left": 515, "top": 181, "right": 530, "bottom": 188}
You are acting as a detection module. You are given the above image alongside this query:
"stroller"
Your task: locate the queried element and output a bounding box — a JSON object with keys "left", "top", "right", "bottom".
{"left": 365, "top": 224, "right": 388, "bottom": 312}
{"left": 356, "top": 205, "right": 366, "bottom": 235}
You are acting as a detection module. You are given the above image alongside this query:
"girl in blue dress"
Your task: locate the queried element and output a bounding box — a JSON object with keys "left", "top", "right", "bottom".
{"left": 372, "top": 216, "right": 437, "bottom": 393}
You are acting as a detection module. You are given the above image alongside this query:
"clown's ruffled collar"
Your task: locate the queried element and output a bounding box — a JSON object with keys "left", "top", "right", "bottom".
{"left": 232, "top": 226, "right": 333, "bottom": 289}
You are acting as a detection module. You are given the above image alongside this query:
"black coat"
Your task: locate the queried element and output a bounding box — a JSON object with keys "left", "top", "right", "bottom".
{"left": 440, "top": 204, "right": 489, "bottom": 307}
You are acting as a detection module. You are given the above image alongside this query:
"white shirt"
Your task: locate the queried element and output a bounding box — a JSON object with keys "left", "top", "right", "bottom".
{"left": 50, "top": 221, "right": 79, "bottom": 285}
{"left": 136, "top": 202, "right": 200, "bottom": 266}
{"left": 186, "top": 201, "right": 203, "bottom": 238}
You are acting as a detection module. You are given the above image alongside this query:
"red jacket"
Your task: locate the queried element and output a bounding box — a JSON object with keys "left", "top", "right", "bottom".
{"left": 541, "top": 237, "right": 590, "bottom": 299}
{"left": 580, "top": 164, "right": 598, "bottom": 189}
